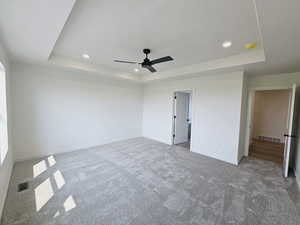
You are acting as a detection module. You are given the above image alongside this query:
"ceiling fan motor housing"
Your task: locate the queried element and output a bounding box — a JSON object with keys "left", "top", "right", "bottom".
{"left": 114, "top": 48, "right": 173, "bottom": 73}
{"left": 142, "top": 58, "right": 151, "bottom": 67}
{"left": 142, "top": 49, "right": 151, "bottom": 67}
{"left": 143, "top": 48, "right": 151, "bottom": 55}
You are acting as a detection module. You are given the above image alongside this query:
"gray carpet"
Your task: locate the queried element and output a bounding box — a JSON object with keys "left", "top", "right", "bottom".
{"left": 176, "top": 142, "right": 190, "bottom": 150}
{"left": 1, "top": 137, "right": 300, "bottom": 225}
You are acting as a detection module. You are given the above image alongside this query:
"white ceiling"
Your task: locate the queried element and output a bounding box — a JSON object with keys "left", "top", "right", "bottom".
{"left": 0, "top": 0, "right": 76, "bottom": 62}
{"left": 52, "top": 0, "right": 261, "bottom": 73}
{"left": 245, "top": 0, "right": 300, "bottom": 76}
{"left": 0, "top": 0, "right": 299, "bottom": 82}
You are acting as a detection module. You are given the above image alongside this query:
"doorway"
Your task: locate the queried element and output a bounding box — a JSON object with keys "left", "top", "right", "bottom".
{"left": 172, "top": 91, "right": 192, "bottom": 150}
{"left": 248, "top": 89, "right": 290, "bottom": 164}
{"left": 246, "top": 85, "right": 299, "bottom": 177}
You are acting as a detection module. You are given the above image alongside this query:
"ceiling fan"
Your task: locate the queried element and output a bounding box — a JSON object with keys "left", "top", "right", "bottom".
{"left": 114, "top": 49, "right": 174, "bottom": 73}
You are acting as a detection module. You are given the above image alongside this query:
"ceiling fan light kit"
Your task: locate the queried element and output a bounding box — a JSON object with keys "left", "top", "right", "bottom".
{"left": 114, "top": 49, "right": 174, "bottom": 73}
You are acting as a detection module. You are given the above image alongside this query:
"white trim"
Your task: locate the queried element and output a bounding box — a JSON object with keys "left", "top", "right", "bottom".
{"left": 248, "top": 86, "right": 292, "bottom": 91}
{"left": 283, "top": 84, "right": 297, "bottom": 177}
{"left": 0, "top": 61, "right": 8, "bottom": 165}
{"left": 171, "top": 89, "right": 194, "bottom": 151}
{"left": 171, "top": 92, "right": 176, "bottom": 145}
{"left": 143, "top": 49, "right": 265, "bottom": 82}
{"left": 244, "top": 90, "right": 255, "bottom": 156}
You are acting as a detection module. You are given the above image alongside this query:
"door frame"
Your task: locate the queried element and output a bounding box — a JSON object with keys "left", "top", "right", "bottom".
{"left": 244, "top": 85, "right": 293, "bottom": 157}
{"left": 172, "top": 90, "right": 194, "bottom": 150}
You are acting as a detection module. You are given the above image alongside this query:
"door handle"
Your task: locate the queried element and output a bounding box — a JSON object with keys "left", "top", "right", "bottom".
{"left": 284, "top": 134, "right": 296, "bottom": 138}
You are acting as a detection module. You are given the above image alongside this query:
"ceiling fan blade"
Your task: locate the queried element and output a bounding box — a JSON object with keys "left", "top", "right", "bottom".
{"left": 114, "top": 60, "right": 138, "bottom": 64}
{"left": 150, "top": 56, "right": 173, "bottom": 65}
{"left": 144, "top": 65, "right": 157, "bottom": 73}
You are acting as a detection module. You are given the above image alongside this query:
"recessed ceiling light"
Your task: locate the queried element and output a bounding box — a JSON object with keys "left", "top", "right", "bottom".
{"left": 82, "top": 54, "right": 90, "bottom": 59}
{"left": 222, "top": 41, "right": 232, "bottom": 48}
{"left": 134, "top": 68, "right": 139, "bottom": 72}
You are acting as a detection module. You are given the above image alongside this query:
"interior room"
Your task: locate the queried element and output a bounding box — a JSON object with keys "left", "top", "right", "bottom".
{"left": 0, "top": 1, "right": 300, "bottom": 224}
{"left": 249, "top": 89, "right": 291, "bottom": 164}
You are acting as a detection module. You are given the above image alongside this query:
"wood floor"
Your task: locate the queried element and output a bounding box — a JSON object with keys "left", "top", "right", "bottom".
{"left": 249, "top": 138, "right": 284, "bottom": 164}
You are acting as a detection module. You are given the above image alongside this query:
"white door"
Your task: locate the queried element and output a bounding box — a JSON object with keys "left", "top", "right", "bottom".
{"left": 174, "top": 92, "right": 189, "bottom": 144}
{"left": 283, "top": 84, "right": 299, "bottom": 177}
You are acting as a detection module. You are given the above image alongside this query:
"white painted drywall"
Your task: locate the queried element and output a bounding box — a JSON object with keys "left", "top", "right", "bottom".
{"left": 248, "top": 72, "right": 300, "bottom": 89}
{"left": 0, "top": 41, "right": 13, "bottom": 220}
{"left": 237, "top": 75, "right": 248, "bottom": 162}
{"left": 9, "top": 64, "right": 300, "bottom": 178}
{"left": 143, "top": 71, "right": 245, "bottom": 165}
{"left": 11, "top": 63, "right": 143, "bottom": 161}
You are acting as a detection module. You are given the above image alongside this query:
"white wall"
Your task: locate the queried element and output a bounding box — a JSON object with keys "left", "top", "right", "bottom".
{"left": 237, "top": 75, "right": 248, "bottom": 162}
{"left": 11, "top": 63, "right": 143, "bottom": 161}
{"left": 248, "top": 72, "right": 300, "bottom": 89}
{"left": 188, "top": 94, "right": 192, "bottom": 122}
{"left": 0, "top": 41, "right": 13, "bottom": 220}
{"left": 143, "top": 71, "right": 245, "bottom": 165}
{"left": 9, "top": 64, "right": 300, "bottom": 181}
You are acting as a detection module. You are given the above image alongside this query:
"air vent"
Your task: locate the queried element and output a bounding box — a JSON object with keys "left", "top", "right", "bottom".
{"left": 258, "top": 136, "right": 281, "bottom": 143}
{"left": 18, "top": 182, "right": 29, "bottom": 192}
